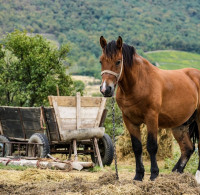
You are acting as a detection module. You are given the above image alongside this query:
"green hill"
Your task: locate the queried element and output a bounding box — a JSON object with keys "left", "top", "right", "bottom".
{"left": 0, "top": 0, "right": 200, "bottom": 78}
{"left": 145, "top": 50, "right": 200, "bottom": 70}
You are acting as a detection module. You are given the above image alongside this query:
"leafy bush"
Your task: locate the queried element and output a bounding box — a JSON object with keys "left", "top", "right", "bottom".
{"left": 104, "top": 97, "right": 124, "bottom": 138}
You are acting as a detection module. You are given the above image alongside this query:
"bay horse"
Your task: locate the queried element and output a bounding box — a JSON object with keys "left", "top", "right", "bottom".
{"left": 99, "top": 36, "right": 200, "bottom": 182}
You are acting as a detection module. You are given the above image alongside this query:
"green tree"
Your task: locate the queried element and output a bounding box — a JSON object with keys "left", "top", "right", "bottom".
{"left": 0, "top": 30, "right": 83, "bottom": 107}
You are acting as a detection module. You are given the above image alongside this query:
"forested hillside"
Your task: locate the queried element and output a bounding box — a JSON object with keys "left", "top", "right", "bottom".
{"left": 0, "top": 0, "right": 200, "bottom": 78}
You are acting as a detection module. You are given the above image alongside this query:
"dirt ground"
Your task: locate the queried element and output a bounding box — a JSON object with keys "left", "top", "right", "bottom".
{"left": 0, "top": 161, "right": 200, "bottom": 195}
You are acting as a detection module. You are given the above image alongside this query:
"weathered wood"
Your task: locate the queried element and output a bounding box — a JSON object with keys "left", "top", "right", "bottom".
{"left": 49, "top": 95, "right": 107, "bottom": 146}
{"left": 0, "top": 120, "right": 3, "bottom": 135}
{"left": 44, "top": 107, "right": 61, "bottom": 141}
{"left": 52, "top": 100, "right": 63, "bottom": 136}
{"left": 73, "top": 139, "right": 78, "bottom": 162}
{"left": 99, "top": 109, "right": 108, "bottom": 127}
{"left": 0, "top": 157, "right": 93, "bottom": 170}
{"left": 56, "top": 84, "right": 60, "bottom": 96}
{"left": 60, "top": 118, "right": 96, "bottom": 130}
{"left": 0, "top": 158, "right": 71, "bottom": 170}
{"left": 95, "top": 98, "right": 107, "bottom": 127}
{"left": 48, "top": 96, "right": 103, "bottom": 107}
{"left": 71, "top": 161, "right": 83, "bottom": 171}
{"left": 58, "top": 107, "right": 99, "bottom": 119}
{"left": 78, "top": 162, "right": 94, "bottom": 168}
{"left": 76, "top": 92, "right": 81, "bottom": 130}
{"left": 60, "top": 127, "right": 105, "bottom": 141}
{"left": 93, "top": 137, "right": 103, "bottom": 168}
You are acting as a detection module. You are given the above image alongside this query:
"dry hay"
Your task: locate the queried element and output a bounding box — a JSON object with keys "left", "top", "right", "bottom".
{"left": 117, "top": 124, "right": 173, "bottom": 161}
{"left": 0, "top": 170, "right": 200, "bottom": 195}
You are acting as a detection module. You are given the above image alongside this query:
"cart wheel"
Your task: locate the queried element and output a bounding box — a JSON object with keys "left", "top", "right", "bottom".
{"left": 0, "top": 135, "right": 11, "bottom": 157}
{"left": 28, "top": 133, "right": 50, "bottom": 158}
{"left": 91, "top": 133, "right": 114, "bottom": 166}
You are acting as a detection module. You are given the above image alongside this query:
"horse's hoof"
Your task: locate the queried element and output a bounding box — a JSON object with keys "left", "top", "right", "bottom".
{"left": 172, "top": 168, "right": 177, "bottom": 172}
{"left": 133, "top": 173, "right": 144, "bottom": 181}
{"left": 150, "top": 173, "right": 159, "bottom": 181}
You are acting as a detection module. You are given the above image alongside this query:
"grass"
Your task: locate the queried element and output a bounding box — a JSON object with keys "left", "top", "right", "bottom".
{"left": 146, "top": 50, "right": 200, "bottom": 70}
{"left": 0, "top": 163, "right": 29, "bottom": 171}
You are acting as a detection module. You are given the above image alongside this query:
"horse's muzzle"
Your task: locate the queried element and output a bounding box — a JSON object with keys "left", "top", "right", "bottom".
{"left": 100, "top": 85, "right": 113, "bottom": 97}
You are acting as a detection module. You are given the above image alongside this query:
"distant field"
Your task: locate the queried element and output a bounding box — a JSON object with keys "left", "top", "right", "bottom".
{"left": 72, "top": 75, "right": 101, "bottom": 96}
{"left": 145, "top": 50, "right": 200, "bottom": 70}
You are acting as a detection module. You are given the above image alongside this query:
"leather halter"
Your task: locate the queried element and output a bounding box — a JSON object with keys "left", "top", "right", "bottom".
{"left": 101, "top": 57, "right": 123, "bottom": 82}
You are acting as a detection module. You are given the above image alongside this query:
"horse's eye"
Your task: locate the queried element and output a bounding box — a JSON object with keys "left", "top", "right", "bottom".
{"left": 99, "top": 61, "right": 102, "bottom": 65}
{"left": 116, "top": 60, "right": 121, "bottom": 66}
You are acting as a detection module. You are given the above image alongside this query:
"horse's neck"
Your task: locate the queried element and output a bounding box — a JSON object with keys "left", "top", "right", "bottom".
{"left": 118, "top": 54, "right": 154, "bottom": 97}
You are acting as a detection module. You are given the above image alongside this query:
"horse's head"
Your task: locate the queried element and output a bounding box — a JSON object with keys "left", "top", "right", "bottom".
{"left": 99, "top": 36, "right": 123, "bottom": 97}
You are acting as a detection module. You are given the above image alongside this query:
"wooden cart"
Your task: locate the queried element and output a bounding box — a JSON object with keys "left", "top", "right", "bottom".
{"left": 0, "top": 93, "right": 114, "bottom": 167}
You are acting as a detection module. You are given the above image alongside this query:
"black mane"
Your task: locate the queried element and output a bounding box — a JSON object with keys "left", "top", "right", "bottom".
{"left": 104, "top": 40, "right": 136, "bottom": 67}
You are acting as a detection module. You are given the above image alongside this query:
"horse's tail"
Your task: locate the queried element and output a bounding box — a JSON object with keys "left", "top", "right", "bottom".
{"left": 189, "top": 121, "right": 199, "bottom": 149}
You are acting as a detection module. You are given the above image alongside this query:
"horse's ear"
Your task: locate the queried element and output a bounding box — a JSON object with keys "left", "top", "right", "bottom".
{"left": 100, "top": 36, "right": 107, "bottom": 49}
{"left": 116, "top": 36, "right": 123, "bottom": 49}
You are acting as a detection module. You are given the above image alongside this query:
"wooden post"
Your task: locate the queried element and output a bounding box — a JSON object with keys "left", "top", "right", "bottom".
{"left": 93, "top": 137, "right": 103, "bottom": 168}
{"left": 0, "top": 120, "right": 3, "bottom": 135}
{"left": 95, "top": 98, "right": 106, "bottom": 127}
{"left": 76, "top": 92, "right": 81, "bottom": 129}
{"left": 56, "top": 84, "right": 60, "bottom": 96}
{"left": 68, "top": 141, "right": 72, "bottom": 160}
{"left": 93, "top": 97, "right": 106, "bottom": 168}
{"left": 73, "top": 140, "right": 78, "bottom": 162}
{"left": 52, "top": 100, "right": 63, "bottom": 136}
{"left": 73, "top": 92, "right": 81, "bottom": 162}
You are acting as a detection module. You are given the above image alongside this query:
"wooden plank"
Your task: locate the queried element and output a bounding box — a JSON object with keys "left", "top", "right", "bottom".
{"left": 23, "top": 121, "right": 41, "bottom": 130}
{"left": 60, "top": 119, "right": 76, "bottom": 130}
{"left": 57, "top": 97, "right": 76, "bottom": 107}
{"left": 76, "top": 92, "right": 81, "bottom": 130}
{"left": 73, "top": 92, "right": 81, "bottom": 162}
{"left": 93, "top": 137, "right": 103, "bottom": 168}
{"left": 20, "top": 108, "right": 41, "bottom": 121}
{"left": 1, "top": 120, "right": 24, "bottom": 138}
{"left": 81, "top": 97, "right": 102, "bottom": 107}
{"left": 48, "top": 96, "right": 102, "bottom": 107}
{"left": 58, "top": 107, "right": 76, "bottom": 119}
{"left": 58, "top": 107, "right": 99, "bottom": 119}
{"left": 95, "top": 98, "right": 107, "bottom": 127}
{"left": 81, "top": 107, "right": 99, "bottom": 119}
{"left": 0, "top": 107, "right": 20, "bottom": 120}
{"left": 48, "top": 96, "right": 53, "bottom": 106}
{"left": 52, "top": 100, "right": 63, "bottom": 140}
{"left": 80, "top": 119, "right": 96, "bottom": 129}
{"left": 61, "top": 118, "right": 96, "bottom": 130}
{"left": 99, "top": 109, "right": 108, "bottom": 127}
{"left": 0, "top": 120, "right": 3, "bottom": 135}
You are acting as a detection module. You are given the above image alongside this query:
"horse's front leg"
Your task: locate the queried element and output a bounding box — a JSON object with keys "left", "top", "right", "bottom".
{"left": 123, "top": 115, "right": 144, "bottom": 181}
{"left": 146, "top": 111, "right": 159, "bottom": 180}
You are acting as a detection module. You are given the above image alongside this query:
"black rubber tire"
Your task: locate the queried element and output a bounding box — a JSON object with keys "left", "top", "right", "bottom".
{"left": 28, "top": 133, "right": 50, "bottom": 158}
{"left": 91, "top": 133, "right": 114, "bottom": 166}
{"left": 0, "top": 135, "right": 11, "bottom": 157}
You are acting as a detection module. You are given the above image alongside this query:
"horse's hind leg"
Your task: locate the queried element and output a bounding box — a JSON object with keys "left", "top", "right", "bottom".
{"left": 123, "top": 115, "right": 145, "bottom": 181}
{"left": 195, "top": 111, "right": 200, "bottom": 184}
{"left": 172, "top": 126, "right": 194, "bottom": 173}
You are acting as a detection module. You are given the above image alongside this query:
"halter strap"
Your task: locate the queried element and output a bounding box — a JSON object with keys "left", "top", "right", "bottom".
{"left": 101, "top": 57, "right": 123, "bottom": 82}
